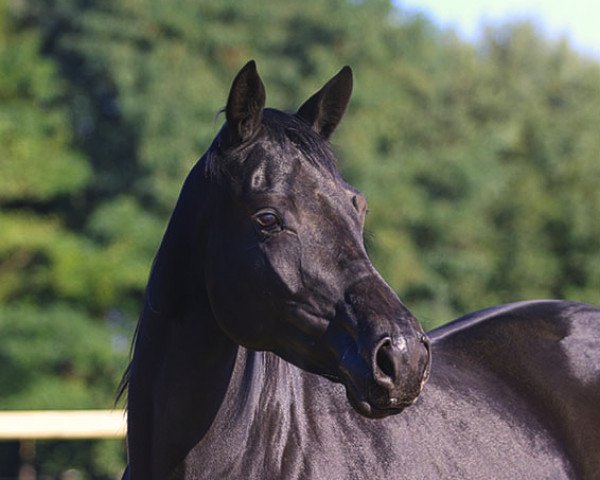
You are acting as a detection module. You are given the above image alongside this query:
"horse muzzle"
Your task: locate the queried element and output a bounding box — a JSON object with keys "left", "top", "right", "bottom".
{"left": 338, "top": 331, "right": 431, "bottom": 418}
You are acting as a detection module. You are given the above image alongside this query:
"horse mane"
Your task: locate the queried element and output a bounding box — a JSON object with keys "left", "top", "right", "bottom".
{"left": 115, "top": 263, "right": 159, "bottom": 406}
{"left": 261, "top": 108, "right": 340, "bottom": 176}
{"left": 204, "top": 108, "right": 340, "bottom": 180}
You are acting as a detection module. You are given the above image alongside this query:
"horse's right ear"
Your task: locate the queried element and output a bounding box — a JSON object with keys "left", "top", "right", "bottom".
{"left": 225, "top": 60, "right": 266, "bottom": 146}
{"left": 296, "top": 66, "right": 353, "bottom": 140}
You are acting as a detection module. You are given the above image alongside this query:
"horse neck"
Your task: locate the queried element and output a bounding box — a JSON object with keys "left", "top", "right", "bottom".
{"left": 128, "top": 159, "right": 336, "bottom": 477}
{"left": 128, "top": 301, "right": 239, "bottom": 479}
{"left": 137, "top": 308, "right": 311, "bottom": 478}
{"left": 177, "top": 347, "right": 327, "bottom": 477}
{"left": 127, "top": 161, "right": 242, "bottom": 479}
{"left": 134, "top": 159, "right": 237, "bottom": 404}
{"left": 212, "top": 347, "right": 307, "bottom": 428}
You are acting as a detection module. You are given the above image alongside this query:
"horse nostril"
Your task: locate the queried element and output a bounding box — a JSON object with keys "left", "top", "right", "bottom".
{"left": 372, "top": 335, "right": 429, "bottom": 389}
{"left": 373, "top": 338, "right": 398, "bottom": 386}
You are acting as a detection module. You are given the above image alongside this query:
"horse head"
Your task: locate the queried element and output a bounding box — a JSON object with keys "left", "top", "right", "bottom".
{"left": 201, "top": 61, "right": 430, "bottom": 418}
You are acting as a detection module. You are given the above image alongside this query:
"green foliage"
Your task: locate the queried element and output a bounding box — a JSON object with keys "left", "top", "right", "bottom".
{"left": 0, "top": 3, "right": 89, "bottom": 202}
{"left": 0, "top": 304, "right": 124, "bottom": 409}
{"left": 0, "top": 304, "right": 128, "bottom": 477}
{"left": 340, "top": 22, "right": 600, "bottom": 323}
{"left": 2, "top": 0, "right": 600, "bottom": 477}
{"left": 34, "top": 439, "right": 126, "bottom": 479}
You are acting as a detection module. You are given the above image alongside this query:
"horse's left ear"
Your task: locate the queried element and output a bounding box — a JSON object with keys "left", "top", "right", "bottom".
{"left": 226, "top": 60, "right": 266, "bottom": 145}
{"left": 296, "top": 66, "right": 353, "bottom": 140}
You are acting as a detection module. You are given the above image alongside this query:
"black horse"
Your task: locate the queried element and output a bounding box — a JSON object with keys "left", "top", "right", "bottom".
{"left": 121, "top": 61, "right": 600, "bottom": 479}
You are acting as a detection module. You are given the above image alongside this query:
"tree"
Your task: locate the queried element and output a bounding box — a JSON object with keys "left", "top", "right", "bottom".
{"left": 0, "top": 2, "right": 127, "bottom": 477}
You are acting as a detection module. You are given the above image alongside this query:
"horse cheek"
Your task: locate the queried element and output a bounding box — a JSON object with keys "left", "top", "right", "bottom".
{"left": 263, "top": 233, "right": 303, "bottom": 298}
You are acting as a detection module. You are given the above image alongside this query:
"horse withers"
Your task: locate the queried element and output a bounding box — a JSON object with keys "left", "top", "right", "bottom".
{"left": 121, "top": 61, "right": 600, "bottom": 479}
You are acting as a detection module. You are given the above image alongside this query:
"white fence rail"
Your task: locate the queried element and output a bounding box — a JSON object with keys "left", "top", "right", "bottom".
{"left": 0, "top": 410, "right": 126, "bottom": 440}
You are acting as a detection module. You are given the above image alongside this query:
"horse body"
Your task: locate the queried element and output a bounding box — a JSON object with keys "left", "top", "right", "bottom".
{"left": 122, "top": 62, "right": 600, "bottom": 479}
{"left": 131, "top": 298, "right": 598, "bottom": 479}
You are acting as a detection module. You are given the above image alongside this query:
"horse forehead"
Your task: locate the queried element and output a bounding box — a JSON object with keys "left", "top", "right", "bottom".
{"left": 244, "top": 141, "right": 345, "bottom": 196}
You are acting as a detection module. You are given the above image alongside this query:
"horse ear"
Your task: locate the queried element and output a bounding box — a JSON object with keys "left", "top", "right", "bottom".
{"left": 296, "top": 66, "right": 353, "bottom": 140}
{"left": 226, "top": 60, "right": 266, "bottom": 145}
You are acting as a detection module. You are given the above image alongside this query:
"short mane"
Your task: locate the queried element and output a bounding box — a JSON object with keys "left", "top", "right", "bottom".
{"left": 204, "top": 108, "right": 340, "bottom": 180}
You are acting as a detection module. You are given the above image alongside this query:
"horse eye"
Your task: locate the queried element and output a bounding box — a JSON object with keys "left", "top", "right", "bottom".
{"left": 253, "top": 210, "right": 281, "bottom": 232}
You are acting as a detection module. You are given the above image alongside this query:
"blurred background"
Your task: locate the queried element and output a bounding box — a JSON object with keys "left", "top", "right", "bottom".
{"left": 1, "top": 0, "right": 599, "bottom": 477}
